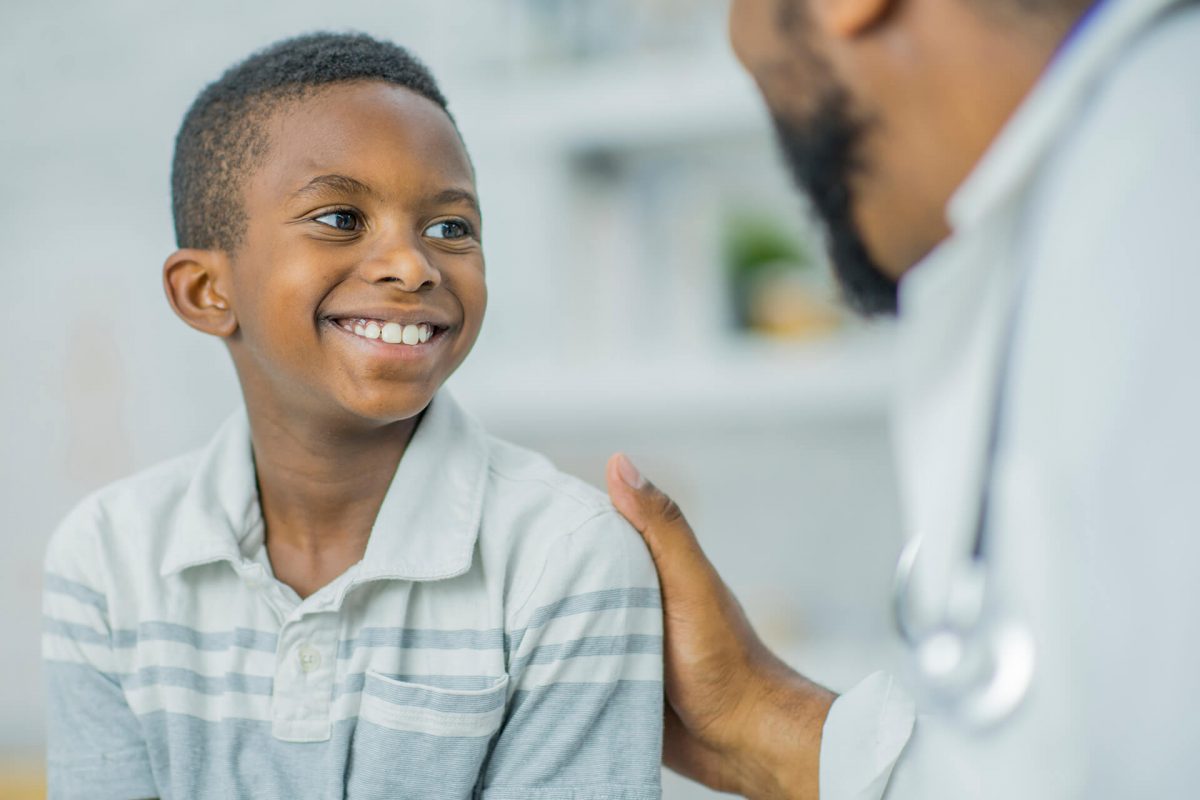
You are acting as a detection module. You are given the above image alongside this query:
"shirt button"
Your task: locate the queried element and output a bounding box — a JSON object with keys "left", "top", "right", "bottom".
{"left": 244, "top": 565, "right": 267, "bottom": 589}
{"left": 297, "top": 645, "right": 321, "bottom": 673}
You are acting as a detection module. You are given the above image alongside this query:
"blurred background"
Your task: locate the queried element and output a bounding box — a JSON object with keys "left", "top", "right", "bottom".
{"left": 0, "top": 0, "right": 905, "bottom": 796}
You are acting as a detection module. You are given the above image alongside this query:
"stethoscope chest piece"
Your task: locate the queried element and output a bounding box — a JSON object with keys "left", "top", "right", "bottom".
{"left": 964, "top": 620, "right": 1036, "bottom": 727}
{"left": 894, "top": 537, "right": 1037, "bottom": 729}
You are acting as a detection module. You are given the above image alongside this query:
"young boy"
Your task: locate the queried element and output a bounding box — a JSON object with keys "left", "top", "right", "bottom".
{"left": 42, "top": 33, "right": 662, "bottom": 799}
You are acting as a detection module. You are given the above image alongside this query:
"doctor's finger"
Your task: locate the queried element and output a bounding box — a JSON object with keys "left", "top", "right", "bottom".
{"left": 605, "top": 453, "right": 720, "bottom": 588}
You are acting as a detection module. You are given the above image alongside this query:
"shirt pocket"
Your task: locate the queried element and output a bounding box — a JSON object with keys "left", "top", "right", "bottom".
{"left": 345, "top": 671, "right": 509, "bottom": 800}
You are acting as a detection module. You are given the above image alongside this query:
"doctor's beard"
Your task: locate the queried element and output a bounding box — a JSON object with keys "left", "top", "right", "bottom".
{"left": 772, "top": 89, "right": 899, "bottom": 316}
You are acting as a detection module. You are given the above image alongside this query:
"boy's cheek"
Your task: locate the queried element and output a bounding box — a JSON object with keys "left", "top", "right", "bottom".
{"left": 456, "top": 267, "right": 488, "bottom": 326}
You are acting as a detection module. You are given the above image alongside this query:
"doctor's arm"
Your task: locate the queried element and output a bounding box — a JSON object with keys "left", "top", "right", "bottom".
{"left": 604, "top": 455, "right": 836, "bottom": 800}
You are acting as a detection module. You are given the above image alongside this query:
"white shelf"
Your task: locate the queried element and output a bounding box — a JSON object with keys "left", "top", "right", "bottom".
{"left": 451, "top": 49, "right": 770, "bottom": 152}
{"left": 449, "top": 325, "right": 897, "bottom": 432}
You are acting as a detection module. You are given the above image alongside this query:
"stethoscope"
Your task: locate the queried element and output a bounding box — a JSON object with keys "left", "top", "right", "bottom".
{"left": 889, "top": 0, "right": 1132, "bottom": 731}
{"left": 890, "top": 267, "right": 1037, "bottom": 730}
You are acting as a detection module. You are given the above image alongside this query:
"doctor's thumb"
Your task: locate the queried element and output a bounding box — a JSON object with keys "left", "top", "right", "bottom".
{"left": 606, "top": 453, "right": 713, "bottom": 581}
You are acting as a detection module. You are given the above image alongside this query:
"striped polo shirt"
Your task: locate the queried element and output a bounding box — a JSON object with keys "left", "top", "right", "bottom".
{"left": 42, "top": 392, "right": 663, "bottom": 799}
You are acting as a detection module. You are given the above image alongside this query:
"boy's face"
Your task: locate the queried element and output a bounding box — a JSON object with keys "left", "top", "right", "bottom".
{"left": 224, "top": 81, "right": 485, "bottom": 425}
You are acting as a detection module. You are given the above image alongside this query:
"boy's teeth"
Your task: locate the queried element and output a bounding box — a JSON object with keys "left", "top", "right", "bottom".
{"left": 343, "top": 319, "right": 434, "bottom": 346}
{"left": 381, "top": 322, "right": 403, "bottom": 343}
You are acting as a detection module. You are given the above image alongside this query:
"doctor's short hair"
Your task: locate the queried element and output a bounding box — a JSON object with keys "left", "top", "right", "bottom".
{"left": 171, "top": 32, "right": 452, "bottom": 252}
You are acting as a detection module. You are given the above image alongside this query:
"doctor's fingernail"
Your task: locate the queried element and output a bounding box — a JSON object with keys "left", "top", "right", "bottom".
{"left": 616, "top": 454, "right": 646, "bottom": 489}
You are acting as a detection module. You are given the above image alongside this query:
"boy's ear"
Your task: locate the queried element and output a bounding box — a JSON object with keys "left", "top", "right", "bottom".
{"left": 162, "top": 248, "right": 238, "bottom": 338}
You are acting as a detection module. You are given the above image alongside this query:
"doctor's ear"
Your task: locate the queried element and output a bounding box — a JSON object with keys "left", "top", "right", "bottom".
{"left": 162, "top": 248, "right": 238, "bottom": 338}
{"left": 812, "top": 0, "right": 895, "bottom": 38}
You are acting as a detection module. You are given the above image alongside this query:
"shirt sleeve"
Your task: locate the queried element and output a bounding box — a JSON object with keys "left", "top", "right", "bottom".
{"left": 481, "top": 510, "right": 664, "bottom": 800}
{"left": 819, "top": 671, "right": 916, "bottom": 800}
{"left": 42, "top": 501, "right": 158, "bottom": 800}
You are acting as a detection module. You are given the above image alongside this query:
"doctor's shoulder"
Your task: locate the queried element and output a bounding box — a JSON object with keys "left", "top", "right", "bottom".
{"left": 1030, "top": 4, "right": 1200, "bottom": 236}
{"left": 1016, "top": 4, "right": 1200, "bottom": 324}
{"left": 1002, "top": 3, "right": 1200, "bottom": 503}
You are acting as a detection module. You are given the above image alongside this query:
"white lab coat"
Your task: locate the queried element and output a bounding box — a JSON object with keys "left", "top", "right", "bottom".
{"left": 819, "top": 0, "right": 1200, "bottom": 797}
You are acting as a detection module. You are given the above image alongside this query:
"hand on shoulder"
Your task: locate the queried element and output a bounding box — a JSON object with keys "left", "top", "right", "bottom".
{"left": 605, "top": 454, "right": 835, "bottom": 800}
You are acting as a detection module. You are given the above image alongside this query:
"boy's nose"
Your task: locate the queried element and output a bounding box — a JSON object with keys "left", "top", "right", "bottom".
{"left": 362, "top": 238, "right": 441, "bottom": 291}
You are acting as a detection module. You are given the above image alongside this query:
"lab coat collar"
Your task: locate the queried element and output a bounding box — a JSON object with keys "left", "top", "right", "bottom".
{"left": 160, "top": 391, "right": 489, "bottom": 583}
{"left": 901, "top": 0, "right": 1185, "bottom": 325}
{"left": 947, "top": 0, "right": 1182, "bottom": 233}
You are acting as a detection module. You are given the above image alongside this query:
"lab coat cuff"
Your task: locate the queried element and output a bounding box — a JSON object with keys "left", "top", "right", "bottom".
{"left": 819, "top": 671, "right": 915, "bottom": 800}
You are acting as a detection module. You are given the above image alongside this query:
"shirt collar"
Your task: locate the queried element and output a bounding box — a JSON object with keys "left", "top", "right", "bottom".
{"left": 160, "top": 391, "right": 489, "bottom": 582}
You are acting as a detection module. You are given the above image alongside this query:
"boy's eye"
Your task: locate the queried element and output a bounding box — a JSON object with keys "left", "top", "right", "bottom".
{"left": 424, "top": 220, "right": 471, "bottom": 240}
{"left": 313, "top": 210, "right": 361, "bottom": 231}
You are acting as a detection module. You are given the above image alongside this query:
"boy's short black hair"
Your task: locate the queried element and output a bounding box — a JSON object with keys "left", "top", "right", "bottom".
{"left": 171, "top": 32, "right": 451, "bottom": 252}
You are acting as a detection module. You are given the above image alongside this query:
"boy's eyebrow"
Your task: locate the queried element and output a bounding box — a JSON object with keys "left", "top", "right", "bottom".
{"left": 430, "top": 188, "right": 480, "bottom": 216}
{"left": 290, "top": 176, "right": 479, "bottom": 216}
{"left": 291, "top": 173, "right": 379, "bottom": 200}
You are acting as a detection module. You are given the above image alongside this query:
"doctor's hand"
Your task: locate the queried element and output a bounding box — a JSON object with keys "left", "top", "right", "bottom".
{"left": 606, "top": 454, "right": 835, "bottom": 800}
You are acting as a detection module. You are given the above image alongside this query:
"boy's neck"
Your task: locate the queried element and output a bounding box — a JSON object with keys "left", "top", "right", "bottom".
{"left": 246, "top": 402, "right": 420, "bottom": 598}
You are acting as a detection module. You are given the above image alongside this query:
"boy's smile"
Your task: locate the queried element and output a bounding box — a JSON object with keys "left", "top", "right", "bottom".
{"left": 223, "top": 81, "right": 485, "bottom": 426}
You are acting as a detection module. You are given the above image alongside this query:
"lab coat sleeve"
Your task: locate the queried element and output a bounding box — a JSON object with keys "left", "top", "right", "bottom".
{"left": 818, "top": 671, "right": 915, "bottom": 800}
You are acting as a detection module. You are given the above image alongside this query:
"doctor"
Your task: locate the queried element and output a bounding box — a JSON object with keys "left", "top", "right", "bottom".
{"left": 604, "top": 0, "right": 1200, "bottom": 797}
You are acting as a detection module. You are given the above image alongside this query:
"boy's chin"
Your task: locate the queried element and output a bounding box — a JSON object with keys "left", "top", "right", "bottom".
{"left": 333, "top": 387, "right": 438, "bottom": 427}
